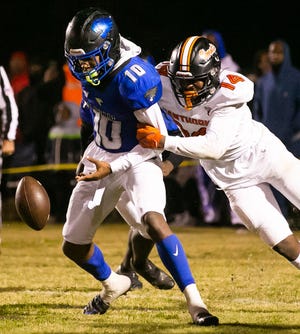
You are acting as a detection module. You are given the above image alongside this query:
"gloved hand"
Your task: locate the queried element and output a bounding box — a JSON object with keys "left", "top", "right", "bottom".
{"left": 136, "top": 123, "right": 165, "bottom": 149}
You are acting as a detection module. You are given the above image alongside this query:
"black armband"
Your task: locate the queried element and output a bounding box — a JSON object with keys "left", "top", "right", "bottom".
{"left": 162, "top": 151, "right": 186, "bottom": 169}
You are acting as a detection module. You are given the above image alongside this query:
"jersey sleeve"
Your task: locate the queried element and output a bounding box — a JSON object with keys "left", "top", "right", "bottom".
{"left": 119, "top": 58, "right": 162, "bottom": 110}
{"left": 215, "top": 70, "right": 254, "bottom": 107}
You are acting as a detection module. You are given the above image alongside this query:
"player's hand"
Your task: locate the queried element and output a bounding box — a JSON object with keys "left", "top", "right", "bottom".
{"left": 75, "top": 156, "right": 112, "bottom": 182}
{"left": 136, "top": 123, "right": 165, "bottom": 149}
{"left": 2, "top": 139, "right": 15, "bottom": 156}
{"left": 160, "top": 160, "right": 174, "bottom": 177}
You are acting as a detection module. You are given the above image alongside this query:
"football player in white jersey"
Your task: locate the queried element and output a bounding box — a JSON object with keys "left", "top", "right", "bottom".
{"left": 137, "top": 36, "right": 300, "bottom": 271}
{"left": 63, "top": 9, "right": 218, "bottom": 326}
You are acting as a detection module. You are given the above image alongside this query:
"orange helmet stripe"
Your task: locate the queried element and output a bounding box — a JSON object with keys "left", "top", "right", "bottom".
{"left": 179, "top": 36, "right": 201, "bottom": 71}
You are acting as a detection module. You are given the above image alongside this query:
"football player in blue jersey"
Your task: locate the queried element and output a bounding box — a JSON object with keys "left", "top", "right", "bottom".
{"left": 115, "top": 109, "right": 186, "bottom": 288}
{"left": 62, "top": 7, "right": 218, "bottom": 326}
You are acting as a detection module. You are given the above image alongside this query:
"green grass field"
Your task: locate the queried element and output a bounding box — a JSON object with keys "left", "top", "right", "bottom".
{"left": 0, "top": 222, "right": 299, "bottom": 334}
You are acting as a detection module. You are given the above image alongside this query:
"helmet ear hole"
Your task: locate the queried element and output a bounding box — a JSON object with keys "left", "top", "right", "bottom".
{"left": 168, "top": 36, "right": 221, "bottom": 109}
{"left": 64, "top": 7, "right": 120, "bottom": 85}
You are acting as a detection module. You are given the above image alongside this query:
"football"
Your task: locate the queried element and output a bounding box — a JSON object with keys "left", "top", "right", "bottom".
{"left": 15, "top": 176, "right": 50, "bottom": 231}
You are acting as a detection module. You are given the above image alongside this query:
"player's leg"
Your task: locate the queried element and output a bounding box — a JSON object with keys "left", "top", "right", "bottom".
{"left": 225, "top": 183, "right": 300, "bottom": 268}
{"left": 129, "top": 228, "right": 175, "bottom": 289}
{"left": 143, "top": 211, "right": 218, "bottom": 325}
{"left": 62, "top": 177, "right": 131, "bottom": 314}
{"left": 127, "top": 160, "right": 219, "bottom": 326}
{"left": 116, "top": 193, "right": 175, "bottom": 290}
{"left": 269, "top": 152, "right": 300, "bottom": 267}
{"left": 116, "top": 228, "right": 143, "bottom": 290}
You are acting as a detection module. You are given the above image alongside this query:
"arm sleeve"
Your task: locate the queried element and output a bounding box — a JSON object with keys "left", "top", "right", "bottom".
{"left": 110, "top": 144, "right": 158, "bottom": 173}
{"left": 164, "top": 106, "right": 241, "bottom": 160}
{"left": 0, "top": 66, "right": 19, "bottom": 140}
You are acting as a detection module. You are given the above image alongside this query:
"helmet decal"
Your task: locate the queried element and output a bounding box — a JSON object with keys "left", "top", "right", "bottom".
{"left": 179, "top": 36, "right": 201, "bottom": 72}
{"left": 198, "top": 44, "right": 217, "bottom": 61}
{"left": 91, "top": 17, "right": 113, "bottom": 39}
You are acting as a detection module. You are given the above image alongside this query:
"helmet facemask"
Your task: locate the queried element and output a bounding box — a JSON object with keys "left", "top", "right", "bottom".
{"left": 171, "top": 70, "right": 219, "bottom": 110}
{"left": 66, "top": 40, "right": 114, "bottom": 86}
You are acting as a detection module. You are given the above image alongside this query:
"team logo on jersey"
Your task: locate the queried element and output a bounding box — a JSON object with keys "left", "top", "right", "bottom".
{"left": 95, "top": 97, "right": 103, "bottom": 106}
{"left": 144, "top": 87, "right": 158, "bottom": 102}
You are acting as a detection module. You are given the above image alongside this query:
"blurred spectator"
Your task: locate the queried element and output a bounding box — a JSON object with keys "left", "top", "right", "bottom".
{"left": 48, "top": 102, "right": 81, "bottom": 164}
{"left": 61, "top": 62, "right": 82, "bottom": 106}
{"left": 0, "top": 65, "right": 18, "bottom": 248}
{"left": 244, "top": 49, "right": 271, "bottom": 84}
{"left": 46, "top": 62, "right": 81, "bottom": 223}
{"left": 253, "top": 39, "right": 300, "bottom": 217}
{"left": 252, "top": 49, "right": 271, "bottom": 82}
{"left": 14, "top": 58, "right": 65, "bottom": 165}
{"left": 8, "top": 51, "right": 30, "bottom": 96}
{"left": 202, "top": 29, "right": 240, "bottom": 71}
{"left": 48, "top": 62, "right": 81, "bottom": 164}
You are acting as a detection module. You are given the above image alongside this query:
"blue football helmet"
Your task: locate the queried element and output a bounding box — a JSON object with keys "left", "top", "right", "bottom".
{"left": 64, "top": 7, "right": 120, "bottom": 86}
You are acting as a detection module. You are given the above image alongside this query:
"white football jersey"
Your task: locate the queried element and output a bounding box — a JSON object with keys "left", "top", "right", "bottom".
{"left": 157, "top": 64, "right": 282, "bottom": 190}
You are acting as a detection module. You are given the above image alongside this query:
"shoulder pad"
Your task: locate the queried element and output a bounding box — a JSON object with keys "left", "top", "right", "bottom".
{"left": 218, "top": 70, "right": 254, "bottom": 104}
{"left": 156, "top": 61, "right": 169, "bottom": 77}
{"left": 120, "top": 58, "right": 162, "bottom": 109}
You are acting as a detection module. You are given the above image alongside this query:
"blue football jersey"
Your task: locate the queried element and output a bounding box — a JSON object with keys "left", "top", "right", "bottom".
{"left": 80, "top": 56, "right": 162, "bottom": 153}
{"left": 161, "top": 108, "right": 179, "bottom": 133}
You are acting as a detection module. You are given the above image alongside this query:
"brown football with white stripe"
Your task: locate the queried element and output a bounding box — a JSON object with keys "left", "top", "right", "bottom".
{"left": 15, "top": 176, "right": 50, "bottom": 231}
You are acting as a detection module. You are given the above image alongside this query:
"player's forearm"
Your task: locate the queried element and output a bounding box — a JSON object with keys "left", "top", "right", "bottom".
{"left": 164, "top": 135, "right": 225, "bottom": 160}
{"left": 110, "top": 145, "right": 160, "bottom": 173}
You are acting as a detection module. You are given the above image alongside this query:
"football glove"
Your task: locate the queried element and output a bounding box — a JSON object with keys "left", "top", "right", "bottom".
{"left": 136, "top": 123, "right": 164, "bottom": 149}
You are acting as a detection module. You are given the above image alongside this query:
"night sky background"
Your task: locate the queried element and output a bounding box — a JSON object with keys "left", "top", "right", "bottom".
{"left": 1, "top": 0, "right": 300, "bottom": 72}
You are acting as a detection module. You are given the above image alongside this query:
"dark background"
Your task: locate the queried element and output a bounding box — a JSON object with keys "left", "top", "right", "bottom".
{"left": 1, "top": 1, "right": 300, "bottom": 71}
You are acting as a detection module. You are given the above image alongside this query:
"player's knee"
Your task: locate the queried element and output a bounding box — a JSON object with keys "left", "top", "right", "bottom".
{"left": 256, "top": 219, "right": 293, "bottom": 248}
{"left": 142, "top": 211, "right": 171, "bottom": 242}
{"left": 62, "top": 240, "right": 91, "bottom": 263}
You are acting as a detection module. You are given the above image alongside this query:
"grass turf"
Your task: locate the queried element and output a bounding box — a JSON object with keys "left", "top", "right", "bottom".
{"left": 0, "top": 221, "right": 299, "bottom": 334}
